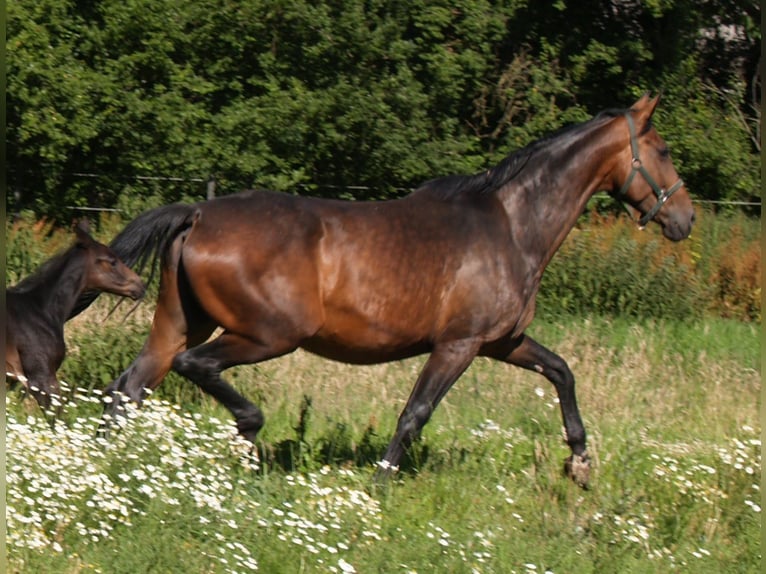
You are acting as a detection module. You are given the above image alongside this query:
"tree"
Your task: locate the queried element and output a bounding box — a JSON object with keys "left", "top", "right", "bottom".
{"left": 6, "top": 0, "right": 760, "bottom": 221}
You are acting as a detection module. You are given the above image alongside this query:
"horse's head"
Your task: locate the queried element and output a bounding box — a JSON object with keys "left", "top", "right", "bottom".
{"left": 75, "top": 221, "right": 146, "bottom": 300}
{"left": 611, "top": 93, "right": 695, "bottom": 241}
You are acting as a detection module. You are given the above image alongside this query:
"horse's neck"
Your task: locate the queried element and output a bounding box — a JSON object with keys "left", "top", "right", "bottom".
{"left": 498, "top": 124, "right": 621, "bottom": 276}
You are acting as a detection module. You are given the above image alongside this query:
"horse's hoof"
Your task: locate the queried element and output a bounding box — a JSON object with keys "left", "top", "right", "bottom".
{"left": 236, "top": 414, "right": 264, "bottom": 444}
{"left": 564, "top": 452, "right": 590, "bottom": 489}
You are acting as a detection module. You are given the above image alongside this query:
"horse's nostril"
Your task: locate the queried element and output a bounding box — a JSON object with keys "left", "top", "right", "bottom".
{"left": 691, "top": 211, "right": 696, "bottom": 225}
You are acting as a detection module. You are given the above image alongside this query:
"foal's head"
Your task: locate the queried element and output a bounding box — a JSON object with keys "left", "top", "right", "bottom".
{"left": 75, "top": 222, "right": 146, "bottom": 300}
{"left": 609, "top": 94, "right": 695, "bottom": 241}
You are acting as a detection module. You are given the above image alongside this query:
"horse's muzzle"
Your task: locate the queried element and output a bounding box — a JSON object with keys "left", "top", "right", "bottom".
{"left": 126, "top": 282, "right": 146, "bottom": 300}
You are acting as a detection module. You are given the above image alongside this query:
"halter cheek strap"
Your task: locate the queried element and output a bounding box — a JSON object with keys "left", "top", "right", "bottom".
{"left": 618, "top": 113, "right": 684, "bottom": 227}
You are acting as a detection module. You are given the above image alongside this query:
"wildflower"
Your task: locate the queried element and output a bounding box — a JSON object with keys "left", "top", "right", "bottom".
{"left": 744, "top": 500, "right": 761, "bottom": 513}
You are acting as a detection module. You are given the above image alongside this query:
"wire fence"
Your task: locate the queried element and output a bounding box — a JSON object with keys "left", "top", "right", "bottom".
{"left": 15, "top": 169, "right": 761, "bottom": 213}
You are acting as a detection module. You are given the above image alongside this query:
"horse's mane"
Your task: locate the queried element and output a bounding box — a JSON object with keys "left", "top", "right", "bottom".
{"left": 417, "top": 108, "right": 629, "bottom": 200}
{"left": 9, "top": 245, "right": 81, "bottom": 294}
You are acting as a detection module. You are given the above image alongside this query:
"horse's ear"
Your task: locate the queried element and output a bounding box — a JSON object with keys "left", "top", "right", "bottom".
{"left": 646, "top": 93, "right": 661, "bottom": 117}
{"left": 631, "top": 92, "right": 652, "bottom": 110}
{"left": 631, "top": 92, "right": 661, "bottom": 126}
{"left": 74, "top": 219, "right": 94, "bottom": 245}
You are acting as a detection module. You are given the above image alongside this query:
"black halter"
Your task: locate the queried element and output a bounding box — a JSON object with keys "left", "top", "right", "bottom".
{"left": 618, "top": 113, "right": 684, "bottom": 227}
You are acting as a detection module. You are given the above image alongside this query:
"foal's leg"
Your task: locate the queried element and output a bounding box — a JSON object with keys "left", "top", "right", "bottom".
{"left": 20, "top": 372, "right": 62, "bottom": 430}
{"left": 13, "top": 332, "right": 66, "bottom": 418}
{"left": 484, "top": 334, "right": 590, "bottom": 488}
{"left": 375, "top": 339, "right": 480, "bottom": 482}
{"left": 171, "top": 332, "right": 298, "bottom": 442}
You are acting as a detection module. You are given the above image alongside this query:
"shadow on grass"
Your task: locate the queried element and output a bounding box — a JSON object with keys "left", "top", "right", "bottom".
{"left": 251, "top": 395, "right": 494, "bottom": 479}
{"left": 255, "top": 423, "right": 438, "bottom": 478}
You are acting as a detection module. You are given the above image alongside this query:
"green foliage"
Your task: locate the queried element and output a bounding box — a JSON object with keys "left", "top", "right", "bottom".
{"left": 5, "top": 213, "right": 73, "bottom": 284}
{"left": 60, "top": 318, "right": 204, "bottom": 404}
{"left": 5, "top": 218, "right": 50, "bottom": 285}
{"left": 6, "top": 0, "right": 760, "bottom": 221}
{"left": 59, "top": 322, "right": 148, "bottom": 389}
{"left": 535, "top": 211, "right": 760, "bottom": 322}
{"left": 657, "top": 75, "right": 761, "bottom": 205}
{"left": 538, "top": 222, "right": 703, "bottom": 321}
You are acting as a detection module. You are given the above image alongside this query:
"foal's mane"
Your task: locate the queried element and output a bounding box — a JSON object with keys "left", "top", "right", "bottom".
{"left": 418, "top": 108, "right": 628, "bottom": 200}
{"left": 9, "top": 244, "right": 83, "bottom": 294}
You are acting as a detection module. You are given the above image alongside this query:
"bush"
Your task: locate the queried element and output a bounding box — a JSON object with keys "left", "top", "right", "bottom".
{"left": 703, "top": 217, "right": 762, "bottom": 322}
{"left": 538, "top": 214, "right": 703, "bottom": 321}
{"left": 537, "top": 210, "right": 760, "bottom": 322}
{"left": 61, "top": 319, "right": 205, "bottom": 406}
{"left": 5, "top": 214, "right": 67, "bottom": 285}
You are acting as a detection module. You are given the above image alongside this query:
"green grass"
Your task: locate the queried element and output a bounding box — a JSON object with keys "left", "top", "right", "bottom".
{"left": 5, "top": 315, "right": 761, "bottom": 573}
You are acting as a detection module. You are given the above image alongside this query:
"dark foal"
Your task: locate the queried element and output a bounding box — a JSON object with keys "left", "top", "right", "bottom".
{"left": 6, "top": 222, "right": 145, "bottom": 412}
{"left": 78, "top": 94, "right": 693, "bottom": 487}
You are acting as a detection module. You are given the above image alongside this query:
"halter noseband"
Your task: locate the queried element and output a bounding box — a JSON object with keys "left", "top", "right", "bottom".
{"left": 617, "top": 113, "right": 684, "bottom": 228}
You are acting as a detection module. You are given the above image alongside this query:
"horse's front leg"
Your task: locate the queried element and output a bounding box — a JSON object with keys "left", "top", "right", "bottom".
{"left": 483, "top": 334, "right": 590, "bottom": 489}
{"left": 375, "top": 339, "right": 480, "bottom": 482}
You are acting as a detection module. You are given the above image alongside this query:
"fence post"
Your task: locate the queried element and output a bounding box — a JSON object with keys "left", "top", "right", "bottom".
{"left": 207, "top": 175, "right": 216, "bottom": 200}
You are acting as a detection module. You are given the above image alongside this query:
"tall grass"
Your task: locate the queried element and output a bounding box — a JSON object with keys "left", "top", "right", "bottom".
{"left": 5, "top": 315, "right": 761, "bottom": 573}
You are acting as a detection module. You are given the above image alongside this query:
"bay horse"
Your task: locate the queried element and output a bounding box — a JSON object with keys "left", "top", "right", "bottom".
{"left": 5, "top": 222, "right": 145, "bottom": 411}
{"left": 87, "top": 94, "right": 693, "bottom": 487}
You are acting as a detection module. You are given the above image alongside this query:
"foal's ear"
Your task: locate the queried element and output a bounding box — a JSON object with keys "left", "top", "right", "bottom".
{"left": 74, "top": 219, "right": 94, "bottom": 246}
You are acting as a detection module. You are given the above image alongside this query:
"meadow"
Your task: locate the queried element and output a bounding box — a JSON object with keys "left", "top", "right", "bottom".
{"left": 5, "top": 310, "right": 761, "bottom": 573}
{"left": 5, "top": 210, "right": 761, "bottom": 572}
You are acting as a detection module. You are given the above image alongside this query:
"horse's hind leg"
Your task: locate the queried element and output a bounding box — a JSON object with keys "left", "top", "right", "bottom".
{"left": 105, "top": 302, "right": 215, "bottom": 409}
{"left": 484, "top": 334, "right": 590, "bottom": 488}
{"left": 171, "top": 332, "right": 299, "bottom": 442}
{"left": 104, "top": 232, "right": 215, "bottom": 414}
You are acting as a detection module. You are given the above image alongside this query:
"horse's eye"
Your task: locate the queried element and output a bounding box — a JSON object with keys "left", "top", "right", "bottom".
{"left": 658, "top": 147, "right": 670, "bottom": 158}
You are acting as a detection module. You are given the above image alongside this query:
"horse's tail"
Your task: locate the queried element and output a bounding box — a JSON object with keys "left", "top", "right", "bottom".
{"left": 69, "top": 203, "right": 198, "bottom": 318}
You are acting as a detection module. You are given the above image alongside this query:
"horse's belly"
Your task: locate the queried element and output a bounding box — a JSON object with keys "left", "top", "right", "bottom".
{"left": 303, "top": 303, "right": 434, "bottom": 363}
{"left": 301, "top": 333, "right": 431, "bottom": 364}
